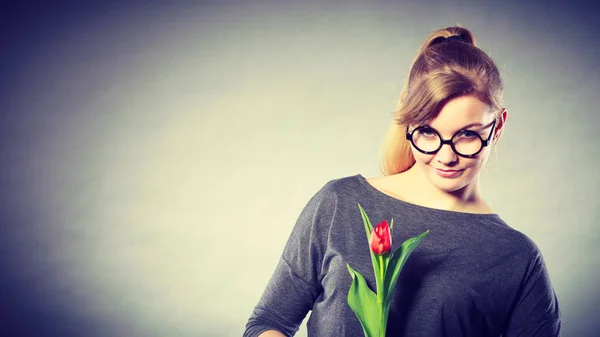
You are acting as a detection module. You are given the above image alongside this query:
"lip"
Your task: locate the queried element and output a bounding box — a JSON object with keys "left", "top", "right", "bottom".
{"left": 435, "top": 168, "right": 463, "bottom": 178}
{"left": 436, "top": 168, "right": 461, "bottom": 172}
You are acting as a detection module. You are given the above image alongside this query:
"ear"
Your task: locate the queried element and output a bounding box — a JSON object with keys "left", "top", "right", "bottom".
{"left": 493, "top": 108, "right": 507, "bottom": 142}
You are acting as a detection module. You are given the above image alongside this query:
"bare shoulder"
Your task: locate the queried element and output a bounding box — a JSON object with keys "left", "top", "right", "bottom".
{"left": 364, "top": 174, "right": 389, "bottom": 190}
{"left": 364, "top": 174, "right": 409, "bottom": 201}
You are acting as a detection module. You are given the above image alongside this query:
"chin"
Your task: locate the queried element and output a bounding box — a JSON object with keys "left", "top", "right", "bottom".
{"left": 426, "top": 167, "right": 475, "bottom": 193}
{"left": 430, "top": 179, "right": 468, "bottom": 193}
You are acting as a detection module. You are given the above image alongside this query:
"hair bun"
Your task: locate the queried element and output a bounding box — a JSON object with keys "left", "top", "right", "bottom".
{"left": 429, "top": 34, "right": 465, "bottom": 46}
{"left": 423, "top": 27, "right": 476, "bottom": 50}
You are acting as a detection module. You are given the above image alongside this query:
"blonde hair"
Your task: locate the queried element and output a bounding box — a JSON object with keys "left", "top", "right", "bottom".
{"left": 378, "top": 26, "right": 504, "bottom": 176}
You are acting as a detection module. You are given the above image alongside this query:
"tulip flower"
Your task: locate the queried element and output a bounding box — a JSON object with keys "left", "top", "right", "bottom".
{"left": 346, "top": 204, "right": 429, "bottom": 337}
{"left": 370, "top": 221, "right": 392, "bottom": 255}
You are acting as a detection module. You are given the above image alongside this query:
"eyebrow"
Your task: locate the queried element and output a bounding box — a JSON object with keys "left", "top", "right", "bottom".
{"left": 460, "top": 122, "right": 485, "bottom": 130}
{"left": 418, "top": 121, "right": 492, "bottom": 133}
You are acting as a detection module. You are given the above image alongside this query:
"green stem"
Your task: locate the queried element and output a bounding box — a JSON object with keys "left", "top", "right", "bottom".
{"left": 377, "top": 254, "right": 385, "bottom": 337}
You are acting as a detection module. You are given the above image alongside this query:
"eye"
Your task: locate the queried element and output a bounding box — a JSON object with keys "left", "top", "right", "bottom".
{"left": 455, "top": 130, "right": 479, "bottom": 139}
{"left": 416, "top": 127, "right": 437, "bottom": 138}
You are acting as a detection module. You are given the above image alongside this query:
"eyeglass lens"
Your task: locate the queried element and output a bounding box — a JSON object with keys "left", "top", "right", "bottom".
{"left": 412, "top": 128, "right": 482, "bottom": 156}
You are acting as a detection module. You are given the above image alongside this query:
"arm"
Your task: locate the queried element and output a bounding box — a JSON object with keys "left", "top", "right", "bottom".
{"left": 242, "top": 256, "right": 320, "bottom": 337}
{"left": 243, "top": 184, "right": 336, "bottom": 337}
{"left": 504, "top": 251, "right": 561, "bottom": 336}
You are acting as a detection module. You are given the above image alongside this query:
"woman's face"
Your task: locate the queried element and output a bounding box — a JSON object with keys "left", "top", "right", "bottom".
{"left": 408, "top": 95, "right": 501, "bottom": 194}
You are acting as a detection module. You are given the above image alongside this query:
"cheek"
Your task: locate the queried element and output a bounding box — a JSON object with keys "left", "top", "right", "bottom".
{"left": 411, "top": 149, "right": 432, "bottom": 164}
{"left": 463, "top": 155, "right": 488, "bottom": 174}
{"left": 469, "top": 149, "right": 492, "bottom": 166}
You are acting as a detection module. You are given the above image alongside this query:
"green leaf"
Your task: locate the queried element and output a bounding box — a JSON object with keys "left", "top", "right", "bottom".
{"left": 346, "top": 264, "right": 380, "bottom": 337}
{"left": 383, "top": 230, "right": 429, "bottom": 306}
{"left": 357, "top": 203, "right": 382, "bottom": 285}
{"left": 357, "top": 203, "right": 374, "bottom": 238}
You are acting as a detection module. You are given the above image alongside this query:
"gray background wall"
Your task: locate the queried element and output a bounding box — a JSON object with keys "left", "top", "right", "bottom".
{"left": 0, "top": 1, "right": 598, "bottom": 336}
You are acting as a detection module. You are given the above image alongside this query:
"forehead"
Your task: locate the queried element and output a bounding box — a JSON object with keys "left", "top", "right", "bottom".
{"left": 427, "top": 95, "right": 493, "bottom": 131}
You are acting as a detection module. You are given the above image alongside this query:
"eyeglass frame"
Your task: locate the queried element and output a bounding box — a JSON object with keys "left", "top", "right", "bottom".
{"left": 405, "top": 119, "right": 497, "bottom": 158}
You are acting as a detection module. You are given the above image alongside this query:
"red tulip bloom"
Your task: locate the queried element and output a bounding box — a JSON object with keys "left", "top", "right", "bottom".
{"left": 370, "top": 221, "right": 391, "bottom": 255}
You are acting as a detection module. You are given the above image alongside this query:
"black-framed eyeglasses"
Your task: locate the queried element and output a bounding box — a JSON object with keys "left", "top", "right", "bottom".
{"left": 406, "top": 119, "right": 496, "bottom": 158}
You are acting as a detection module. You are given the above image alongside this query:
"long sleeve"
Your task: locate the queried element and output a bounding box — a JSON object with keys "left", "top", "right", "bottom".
{"left": 503, "top": 250, "right": 561, "bottom": 336}
{"left": 243, "top": 183, "right": 336, "bottom": 337}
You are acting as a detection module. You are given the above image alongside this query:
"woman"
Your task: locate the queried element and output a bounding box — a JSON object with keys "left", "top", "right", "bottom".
{"left": 243, "top": 26, "right": 561, "bottom": 337}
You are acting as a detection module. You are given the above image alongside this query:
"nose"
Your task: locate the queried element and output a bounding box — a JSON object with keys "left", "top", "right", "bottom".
{"left": 435, "top": 143, "right": 458, "bottom": 165}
